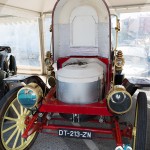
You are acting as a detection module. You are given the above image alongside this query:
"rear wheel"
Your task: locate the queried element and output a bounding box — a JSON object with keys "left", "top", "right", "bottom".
{"left": 0, "top": 87, "right": 38, "bottom": 150}
{"left": 133, "top": 92, "right": 147, "bottom": 150}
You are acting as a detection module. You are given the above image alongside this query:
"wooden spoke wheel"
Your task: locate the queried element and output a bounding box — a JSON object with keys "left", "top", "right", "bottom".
{"left": 0, "top": 87, "right": 38, "bottom": 150}
{"left": 132, "top": 92, "right": 147, "bottom": 150}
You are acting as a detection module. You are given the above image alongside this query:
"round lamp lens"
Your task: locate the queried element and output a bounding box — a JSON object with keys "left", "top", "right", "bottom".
{"left": 111, "top": 92, "right": 125, "bottom": 103}
{"left": 17, "top": 88, "right": 37, "bottom": 108}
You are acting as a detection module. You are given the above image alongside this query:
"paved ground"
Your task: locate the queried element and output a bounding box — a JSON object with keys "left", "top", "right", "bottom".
{"left": 30, "top": 89, "right": 150, "bottom": 150}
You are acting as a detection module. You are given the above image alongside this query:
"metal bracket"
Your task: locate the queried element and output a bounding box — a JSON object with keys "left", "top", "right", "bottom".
{"left": 72, "top": 114, "right": 80, "bottom": 123}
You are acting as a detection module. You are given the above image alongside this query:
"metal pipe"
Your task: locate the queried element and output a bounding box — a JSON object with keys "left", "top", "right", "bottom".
{"left": 114, "top": 118, "right": 123, "bottom": 146}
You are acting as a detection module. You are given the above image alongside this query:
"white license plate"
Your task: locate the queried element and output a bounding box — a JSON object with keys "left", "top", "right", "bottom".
{"left": 58, "top": 129, "right": 92, "bottom": 139}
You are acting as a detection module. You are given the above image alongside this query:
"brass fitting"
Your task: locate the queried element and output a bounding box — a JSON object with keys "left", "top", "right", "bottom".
{"left": 115, "top": 19, "right": 120, "bottom": 32}
{"left": 46, "top": 51, "right": 52, "bottom": 58}
{"left": 45, "top": 51, "right": 56, "bottom": 87}
{"left": 45, "top": 51, "right": 53, "bottom": 67}
{"left": 115, "top": 50, "right": 124, "bottom": 74}
{"left": 116, "top": 50, "right": 123, "bottom": 59}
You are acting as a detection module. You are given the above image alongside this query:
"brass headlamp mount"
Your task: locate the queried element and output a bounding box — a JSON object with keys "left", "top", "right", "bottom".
{"left": 111, "top": 15, "right": 124, "bottom": 88}
{"left": 44, "top": 51, "right": 56, "bottom": 87}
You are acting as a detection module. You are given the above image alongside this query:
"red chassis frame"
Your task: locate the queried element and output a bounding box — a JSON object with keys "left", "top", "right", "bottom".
{"left": 22, "top": 56, "right": 133, "bottom": 147}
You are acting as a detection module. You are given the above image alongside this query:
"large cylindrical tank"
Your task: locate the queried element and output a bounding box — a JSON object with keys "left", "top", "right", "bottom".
{"left": 56, "top": 62, "right": 103, "bottom": 104}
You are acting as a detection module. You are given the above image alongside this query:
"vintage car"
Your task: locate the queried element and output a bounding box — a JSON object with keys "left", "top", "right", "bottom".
{"left": 0, "top": 46, "right": 17, "bottom": 98}
{"left": 0, "top": 0, "right": 148, "bottom": 150}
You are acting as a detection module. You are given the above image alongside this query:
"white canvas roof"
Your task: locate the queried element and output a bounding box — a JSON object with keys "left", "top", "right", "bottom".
{"left": 0, "top": 0, "right": 150, "bottom": 17}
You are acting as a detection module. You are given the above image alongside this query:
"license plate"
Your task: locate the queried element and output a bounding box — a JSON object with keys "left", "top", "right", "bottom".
{"left": 58, "top": 129, "right": 92, "bottom": 139}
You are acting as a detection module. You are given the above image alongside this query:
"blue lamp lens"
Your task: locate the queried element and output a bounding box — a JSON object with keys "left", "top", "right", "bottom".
{"left": 17, "top": 89, "right": 37, "bottom": 108}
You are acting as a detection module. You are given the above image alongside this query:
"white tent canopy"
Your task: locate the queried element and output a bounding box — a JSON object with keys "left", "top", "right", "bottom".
{"left": 0, "top": 0, "right": 150, "bottom": 17}
{"left": 0, "top": 0, "right": 149, "bottom": 75}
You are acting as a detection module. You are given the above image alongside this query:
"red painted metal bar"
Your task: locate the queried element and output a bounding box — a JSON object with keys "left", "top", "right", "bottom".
{"left": 121, "top": 123, "right": 133, "bottom": 139}
{"left": 42, "top": 124, "right": 114, "bottom": 135}
{"left": 50, "top": 117, "right": 113, "bottom": 124}
{"left": 44, "top": 86, "right": 56, "bottom": 100}
{"left": 39, "top": 99, "right": 112, "bottom": 116}
{"left": 114, "top": 119, "right": 123, "bottom": 146}
{"left": 40, "top": 88, "right": 112, "bottom": 116}
{"left": 22, "top": 113, "right": 38, "bottom": 138}
{"left": 21, "top": 114, "right": 131, "bottom": 141}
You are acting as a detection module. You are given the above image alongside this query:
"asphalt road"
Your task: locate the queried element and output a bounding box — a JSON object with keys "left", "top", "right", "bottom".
{"left": 30, "top": 89, "right": 150, "bottom": 150}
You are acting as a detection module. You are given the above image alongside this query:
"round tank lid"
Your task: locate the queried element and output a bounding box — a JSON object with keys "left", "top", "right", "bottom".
{"left": 56, "top": 62, "right": 103, "bottom": 83}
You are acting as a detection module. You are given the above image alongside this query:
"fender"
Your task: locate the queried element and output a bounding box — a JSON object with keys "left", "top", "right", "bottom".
{"left": 122, "top": 78, "right": 150, "bottom": 96}
{"left": 3, "top": 75, "right": 49, "bottom": 94}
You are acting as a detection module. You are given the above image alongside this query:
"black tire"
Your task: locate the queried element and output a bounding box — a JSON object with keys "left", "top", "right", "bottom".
{"left": 3, "top": 61, "right": 9, "bottom": 72}
{"left": 9, "top": 55, "right": 17, "bottom": 75}
{"left": 0, "top": 86, "right": 38, "bottom": 150}
{"left": 0, "top": 54, "right": 8, "bottom": 73}
{"left": 134, "top": 92, "right": 147, "bottom": 150}
{"left": 0, "top": 70, "right": 6, "bottom": 85}
{"left": 0, "top": 70, "right": 7, "bottom": 100}
{"left": 0, "top": 54, "right": 4, "bottom": 70}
